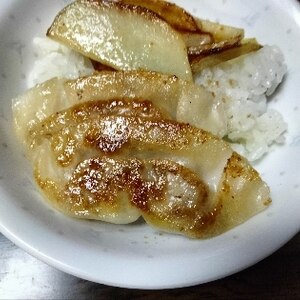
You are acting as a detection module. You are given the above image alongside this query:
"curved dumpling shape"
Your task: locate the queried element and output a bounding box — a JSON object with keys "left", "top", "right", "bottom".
{"left": 12, "top": 71, "right": 226, "bottom": 146}
{"left": 27, "top": 100, "right": 270, "bottom": 238}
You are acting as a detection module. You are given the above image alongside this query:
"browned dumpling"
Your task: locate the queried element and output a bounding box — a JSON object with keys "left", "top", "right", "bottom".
{"left": 12, "top": 71, "right": 226, "bottom": 145}
{"left": 25, "top": 101, "right": 270, "bottom": 238}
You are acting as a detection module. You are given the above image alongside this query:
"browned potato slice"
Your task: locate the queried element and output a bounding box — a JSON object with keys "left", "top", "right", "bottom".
{"left": 181, "top": 31, "right": 212, "bottom": 48}
{"left": 119, "top": 0, "right": 199, "bottom": 31}
{"left": 188, "top": 35, "right": 242, "bottom": 56}
{"left": 117, "top": 0, "right": 217, "bottom": 58}
{"left": 115, "top": 0, "right": 245, "bottom": 64}
{"left": 47, "top": 0, "right": 192, "bottom": 81}
{"left": 188, "top": 18, "right": 244, "bottom": 56}
{"left": 190, "top": 39, "right": 262, "bottom": 75}
{"left": 197, "top": 18, "right": 244, "bottom": 42}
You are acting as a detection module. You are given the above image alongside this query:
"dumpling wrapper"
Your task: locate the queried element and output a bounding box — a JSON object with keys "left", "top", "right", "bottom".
{"left": 24, "top": 100, "right": 271, "bottom": 238}
{"left": 12, "top": 70, "right": 227, "bottom": 145}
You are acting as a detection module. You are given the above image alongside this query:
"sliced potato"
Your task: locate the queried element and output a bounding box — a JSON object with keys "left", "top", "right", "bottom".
{"left": 181, "top": 31, "right": 212, "bottom": 49}
{"left": 47, "top": 0, "right": 192, "bottom": 81}
{"left": 119, "top": 0, "right": 199, "bottom": 31}
{"left": 197, "top": 18, "right": 244, "bottom": 42}
{"left": 117, "top": 0, "right": 220, "bottom": 57}
{"left": 187, "top": 18, "right": 244, "bottom": 56}
{"left": 190, "top": 38, "right": 262, "bottom": 75}
{"left": 188, "top": 35, "right": 242, "bottom": 56}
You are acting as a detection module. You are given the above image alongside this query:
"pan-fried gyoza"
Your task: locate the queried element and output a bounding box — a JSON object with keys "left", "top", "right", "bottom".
{"left": 13, "top": 75, "right": 271, "bottom": 238}
{"left": 11, "top": 0, "right": 286, "bottom": 238}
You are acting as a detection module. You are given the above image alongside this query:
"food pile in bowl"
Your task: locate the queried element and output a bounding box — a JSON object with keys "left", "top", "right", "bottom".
{"left": 12, "top": 0, "right": 287, "bottom": 239}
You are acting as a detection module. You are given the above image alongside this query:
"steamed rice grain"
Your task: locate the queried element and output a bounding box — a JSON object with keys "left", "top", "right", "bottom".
{"left": 28, "top": 37, "right": 94, "bottom": 88}
{"left": 196, "top": 45, "right": 287, "bottom": 161}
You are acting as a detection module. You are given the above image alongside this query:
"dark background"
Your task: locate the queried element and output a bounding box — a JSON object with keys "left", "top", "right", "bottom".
{"left": 0, "top": 226, "right": 299, "bottom": 299}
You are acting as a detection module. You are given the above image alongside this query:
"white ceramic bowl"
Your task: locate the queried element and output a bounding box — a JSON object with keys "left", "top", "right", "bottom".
{"left": 0, "top": 0, "right": 299, "bottom": 289}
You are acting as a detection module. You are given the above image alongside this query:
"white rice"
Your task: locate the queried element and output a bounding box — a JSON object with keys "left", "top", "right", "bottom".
{"left": 28, "top": 38, "right": 287, "bottom": 161}
{"left": 196, "top": 45, "right": 287, "bottom": 161}
{"left": 27, "top": 37, "right": 94, "bottom": 88}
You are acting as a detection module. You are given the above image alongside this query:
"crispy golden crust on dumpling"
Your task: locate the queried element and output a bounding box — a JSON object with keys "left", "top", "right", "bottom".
{"left": 27, "top": 101, "right": 270, "bottom": 238}
{"left": 12, "top": 71, "right": 226, "bottom": 147}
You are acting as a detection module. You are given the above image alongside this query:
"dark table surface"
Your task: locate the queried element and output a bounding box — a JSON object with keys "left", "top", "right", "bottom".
{"left": 0, "top": 231, "right": 299, "bottom": 299}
